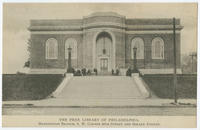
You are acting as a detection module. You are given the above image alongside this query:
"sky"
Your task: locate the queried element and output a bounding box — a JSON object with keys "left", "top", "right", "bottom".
{"left": 3, "top": 3, "right": 197, "bottom": 73}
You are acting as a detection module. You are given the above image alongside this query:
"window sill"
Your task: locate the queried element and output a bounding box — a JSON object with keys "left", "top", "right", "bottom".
{"left": 46, "top": 58, "right": 58, "bottom": 60}
{"left": 152, "top": 58, "right": 164, "bottom": 60}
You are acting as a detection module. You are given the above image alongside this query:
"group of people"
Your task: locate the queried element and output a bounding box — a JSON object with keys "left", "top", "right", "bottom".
{"left": 67, "top": 67, "right": 122, "bottom": 76}
{"left": 66, "top": 67, "right": 135, "bottom": 76}
{"left": 67, "top": 68, "right": 98, "bottom": 76}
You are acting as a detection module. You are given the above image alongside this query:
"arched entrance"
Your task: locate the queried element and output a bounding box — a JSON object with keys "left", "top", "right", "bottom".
{"left": 96, "top": 32, "right": 113, "bottom": 74}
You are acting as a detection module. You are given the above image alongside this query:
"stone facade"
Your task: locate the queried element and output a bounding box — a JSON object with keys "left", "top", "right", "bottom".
{"left": 28, "top": 12, "right": 183, "bottom": 74}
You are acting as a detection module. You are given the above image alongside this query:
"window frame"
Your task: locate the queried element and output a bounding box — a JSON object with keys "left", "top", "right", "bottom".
{"left": 45, "top": 38, "right": 58, "bottom": 60}
{"left": 131, "top": 37, "right": 144, "bottom": 59}
{"left": 151, "top": 37, "right": 164, "bottom": 59}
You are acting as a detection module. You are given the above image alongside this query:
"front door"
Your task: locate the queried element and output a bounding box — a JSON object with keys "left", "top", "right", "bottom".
{"left": 100, "top": 58, "right": 108, "bottom": 72}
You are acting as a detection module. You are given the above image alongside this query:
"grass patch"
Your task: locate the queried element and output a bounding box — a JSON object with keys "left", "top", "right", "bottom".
{"left": 142, "top": 74, "right": 197, "bottom": 99}
{"left": 3, "top": 74, "right": 64, "bottom": 101}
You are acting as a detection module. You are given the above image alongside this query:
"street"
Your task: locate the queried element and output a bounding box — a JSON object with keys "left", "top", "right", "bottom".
{"left": 2, "top": 107, "right": 196, "bottom": 116}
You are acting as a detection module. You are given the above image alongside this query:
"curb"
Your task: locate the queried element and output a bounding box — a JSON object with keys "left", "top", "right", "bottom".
{"left": 2, "top": 104, "right": 196, "bottom": 108}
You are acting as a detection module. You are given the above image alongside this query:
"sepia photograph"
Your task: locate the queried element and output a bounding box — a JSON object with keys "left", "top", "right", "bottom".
{"left": 1, "top": 2, "right": 198, "bottom": 128}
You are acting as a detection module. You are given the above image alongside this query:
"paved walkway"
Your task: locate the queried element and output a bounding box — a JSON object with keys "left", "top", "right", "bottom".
{"left": 57, "top": 76, "right": 143, "bottom": 99}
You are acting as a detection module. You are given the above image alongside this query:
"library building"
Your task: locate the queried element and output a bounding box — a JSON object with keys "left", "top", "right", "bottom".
{"left": 28, "top": 12, "right": 183, "bottom": 74}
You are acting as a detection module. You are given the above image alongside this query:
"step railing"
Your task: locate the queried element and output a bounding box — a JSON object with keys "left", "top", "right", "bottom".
{"left": 132, "top": 73, "right": 150, "bottom": 98}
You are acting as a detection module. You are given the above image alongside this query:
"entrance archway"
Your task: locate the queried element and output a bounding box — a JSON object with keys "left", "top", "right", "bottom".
{"left": 96, "top": 32, "right": 113, "bottom": 74}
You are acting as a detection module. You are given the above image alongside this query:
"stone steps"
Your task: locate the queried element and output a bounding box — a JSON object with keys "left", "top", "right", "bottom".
{"left": 57, "top": 76, "right": 145, "bottom": 99}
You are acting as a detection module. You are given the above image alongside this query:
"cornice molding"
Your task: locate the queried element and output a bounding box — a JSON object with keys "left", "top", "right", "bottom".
{"left": 29, "top": 24, "right": 183, "bottom": 32}
{"left": 126, "top": 25, "right": 183, "bottom": 31}
{"left": 30, "top": 30, "right": 180, "bottom": 35}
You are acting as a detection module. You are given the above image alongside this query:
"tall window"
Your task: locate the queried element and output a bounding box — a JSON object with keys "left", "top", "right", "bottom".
{"left": 96, "top": 34, "right": 112, "bottom": 56}
{"left": 131, "top": 37, "right": 144, "bottom": 59}
{"left": 152, "top": 37, "right": 164, "bottom": 59}
{"left": 65, "top": 38, "right": 77, "bottom": 59}
{"left": 45, "top": 38, "right": 58, "bottom": 59}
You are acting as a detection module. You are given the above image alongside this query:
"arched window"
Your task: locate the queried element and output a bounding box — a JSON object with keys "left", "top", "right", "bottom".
{"left": 45, "top": 38, "right": 58, "bottom": 59}
{"left": 65, "top": 38, "right": 77, "bottom": 59}
{"left": 131, "top": 37, "right": 144, "bottom": 59}
{"left": 152, "top": 37, "right": 164, "bottom": 59}
{"left": 96, "top": 32, "right": 112, "bottom": 56}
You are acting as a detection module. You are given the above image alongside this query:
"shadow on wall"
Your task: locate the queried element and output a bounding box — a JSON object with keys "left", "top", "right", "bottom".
{"left": 3, "top": 74, "right": 64, "bottom": 101}
{"left": 142, "top": 74, "right": 197, "bottom": 99}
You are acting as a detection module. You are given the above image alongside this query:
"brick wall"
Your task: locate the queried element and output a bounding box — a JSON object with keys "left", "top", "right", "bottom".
{"left": 30, "top": 34, "right": 83, "bottom": 69}
{"left": 30, "top": 32, "right": 181, "bottom": 70}
{"left": 125, "top": 33, "right": 181, "bottom": 69}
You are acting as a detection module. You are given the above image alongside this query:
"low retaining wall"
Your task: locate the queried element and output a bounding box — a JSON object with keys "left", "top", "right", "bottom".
{"left": 142, "top": 74, "right": 197, "bottom": 99}
{"left": 29, "top": 69, "right": 66, "bottom": 74}
{"left": 3, "top": 74, "right": 64, "bottom": 101}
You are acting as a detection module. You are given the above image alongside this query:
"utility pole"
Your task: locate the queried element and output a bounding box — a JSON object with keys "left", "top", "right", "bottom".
{"left": 173, "top": 18, "right": 177, "bottom": 103}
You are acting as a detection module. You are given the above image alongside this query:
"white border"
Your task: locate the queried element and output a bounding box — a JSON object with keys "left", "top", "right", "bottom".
{"left": 0, "top": 0, "right": 199, "bottom": 3}
{"left": 0, "top": 0, "right": 2, "bottom": 128}
{"left": 0, "top": 1, "right": 199, "bottom": 130}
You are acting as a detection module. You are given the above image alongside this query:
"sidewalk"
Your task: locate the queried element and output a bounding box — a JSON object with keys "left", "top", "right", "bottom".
{"left": 2, "top": 98, "right": 197, "bottom": 108}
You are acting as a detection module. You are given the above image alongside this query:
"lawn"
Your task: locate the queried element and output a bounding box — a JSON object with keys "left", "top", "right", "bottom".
{"left": 3, "top": 74, "right": 64, "bottom": 101}
{"left": 142, "top": 74, "right": 197, "bottom": 99}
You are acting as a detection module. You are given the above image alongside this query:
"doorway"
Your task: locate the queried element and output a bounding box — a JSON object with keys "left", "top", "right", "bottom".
{"left": 96, "top": 31, "right": 113, "bottom": 73}
{"left": 100, "top": 58, "right": 108, "bottom": 72}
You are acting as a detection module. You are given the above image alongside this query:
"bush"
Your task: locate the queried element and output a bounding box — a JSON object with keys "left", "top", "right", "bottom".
{"left": 24, "top": 61, "right": 30, "bottom": 67}
{"left": 67, "top": 67, "right": 75, "bottom": 73}
{"left": 126, "top": 68, "right": 132, "bottom": 76}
